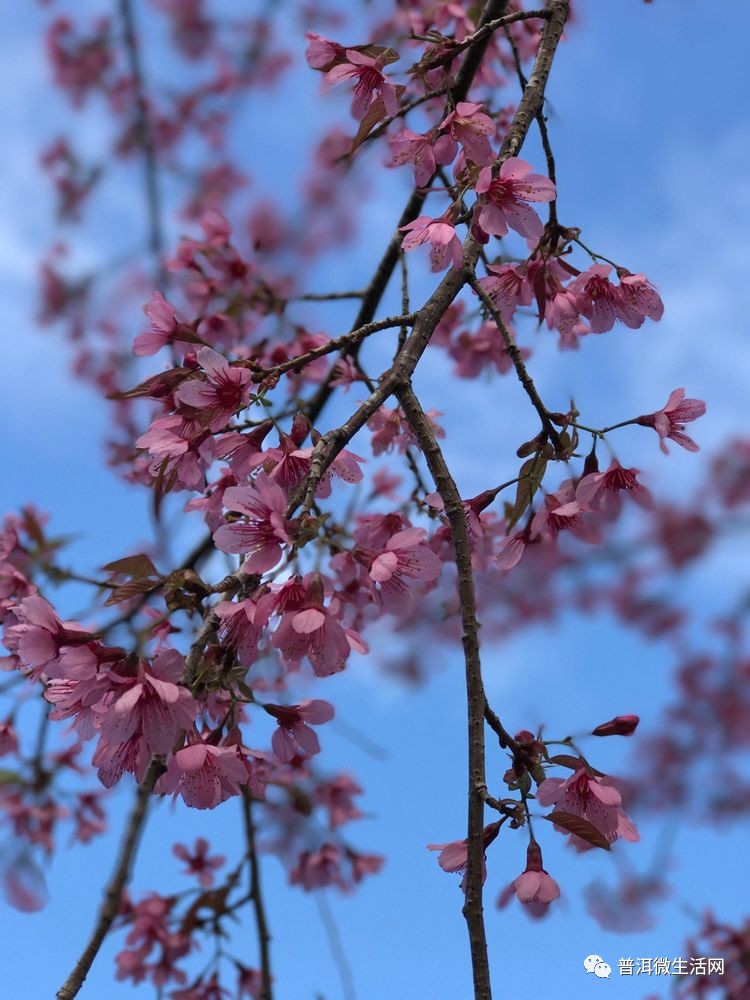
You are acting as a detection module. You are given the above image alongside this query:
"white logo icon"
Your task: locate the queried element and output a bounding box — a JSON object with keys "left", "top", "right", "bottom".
{"left": 584, "top": 955, "right": 612, "bottom": 978}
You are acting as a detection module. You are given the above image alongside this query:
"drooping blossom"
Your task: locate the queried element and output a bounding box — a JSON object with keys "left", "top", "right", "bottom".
{"left": 474, "top": 158, "right": 556, "bottom": 242}
{"left": 271, "top": 575, "right": 366, "bottom": 676}
{"left": 576, "top": 460, "right": 653, "bottom": 514}
{"left": 497, "top": 843, "right": 560, "bottom": 919}
{"left": 97, "top": 650, "right": 197, "bottom": 756}
{"left": 314, "top": 775, "right": 365, "bottom": 830}
{"left": 4, "top": 595, "right": 93, "bottom": 680}
{"left": 158, "top": 741, "right": 250, "bottom": 810}
{"left": 637, "top": 388, "right": 706, "bottom": 453}
{"left": 213, "top": 474, "right": 291, "bottom": 573}
{"left": 290, "top": 842, "right": 347, "bottom": 891}
{"left": 264, "top": 699, "right": 334, "bottom": 763}
{"left": 477, "top": 262, "right": 533, "bottom": 323}
{"left": 213, "top": 594, "right": 273, "bottom": 666}
{"left": 437, "top": 101, "right": 494, "bottom": 166}
{"left": 570, "top": 264, "right": 664, "bottom": 334}
{"left": 136, "top": 415, "right": 215, "bottom": 493}
{"left": 537, "top": 766, "right": 640, "bottom": 850}
{"left": 400, "top": 214, "right": 464, "bottom": 272}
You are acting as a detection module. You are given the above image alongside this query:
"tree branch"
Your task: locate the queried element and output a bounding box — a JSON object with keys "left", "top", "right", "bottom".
{"left": 395, "top": 384, "right": 491, "bottom": 1000}
{"left": 56, "top": 756, "right": 165, "bottom": 1000}
{"left": 242, "top": 793, "right": 273, "bottom": 1000}
{"left": 117, "top": 0, "right": 165, "bottom": 285}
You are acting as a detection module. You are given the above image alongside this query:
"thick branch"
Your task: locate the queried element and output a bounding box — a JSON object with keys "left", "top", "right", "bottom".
{"left": 56, "top": 756, "right": 165, "bottom": 1000}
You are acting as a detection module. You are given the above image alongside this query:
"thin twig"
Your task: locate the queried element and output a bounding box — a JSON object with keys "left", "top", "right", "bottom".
{"left": 242, "top": 793, "right": 273, "bottom": 1000}
{"left": 56, "top": 756, "right": 165, "bottom": 1000}
{"left": 117, "top": 0, "right": 165, "bottom": 285}
{"left": 315, "top": 892, "right": 356, "bottom": 1000}
{"left": 468, "top": 275, "right": 561, "bottom": 448}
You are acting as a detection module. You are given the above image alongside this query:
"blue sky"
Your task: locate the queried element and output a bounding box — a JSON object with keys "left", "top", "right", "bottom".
{"left": 2, "top": 2, "right": 750, "bottom": 998}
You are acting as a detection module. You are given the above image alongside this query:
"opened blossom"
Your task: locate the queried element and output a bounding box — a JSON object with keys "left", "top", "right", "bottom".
{"left": 271, "top": 582, "right": 366, "bottom": 676}
{"left": 390, "top": 128, "right": 445, "bottom": 187}
{"left": 427, "top": 822, "right": 501, "bottom": 892}
{"left": 175, "top": 347, "right": 253, "bottom": 431}
{"left": 368, "top": 527, "right": 442, "bottom": 612}
{"left": 158, "top": 741, "right": 250, "bottom": 809}
{"left": 637, "top": 387, "right": 706, "bottom": 453}
{"left": 172, "top": 838, "right": 226, "bottom": 888}
{"left": 133, "top": 291, "right": 192, "bottom": 356}
{"left": 400, "top": 214, "right": 464, "bottom": 272}
{"left": 97, "top": 650, "right": 197, "bottom": 757}
{"left": 576, "top": 460, "right": 653, "bottom": 514}
{"left": 537, "top": 767, "right": 640, "bottom": 850}
{"left": 474, "top": 157, "right": 556, "bottom": 242}
{"left": 213, "top": 474, "right": 291, "bottom": 573}
{"left": 324, "top": 49, "right": 398, "bottom": 120}
{"left": 437, "top": 101, "right": 494, "bottom": 166}
{"left": 570, "top": 264, "right": 664, "bottom": 334}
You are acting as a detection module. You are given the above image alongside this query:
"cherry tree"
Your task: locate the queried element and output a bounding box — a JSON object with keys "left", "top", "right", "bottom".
{"left": 2, "top": 1, "right": 749, "bottom": 998}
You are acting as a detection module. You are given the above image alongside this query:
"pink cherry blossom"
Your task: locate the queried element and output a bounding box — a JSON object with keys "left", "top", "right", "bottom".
{"left": 290, "top": 842, "right": 347, "bottom": 891}
{"left": 390, "top": 128, "right": 443, "bottom": 188}
{"left": 400, "top": 215, "right": 464, "bottom": 272}
{"left": 5, "top": 595, "right": 93, "bottom": 680}
{"left": 576, "top": 460, "right": 653, "bottom": 514}
{"left": 98, "top": 650, "right": 197, "bottom": 756}
{"left": 158, "top": 742, "right": 250, "bottom": 809}
{"left": 134, "top": 292, "right": 191, "bottom": 356}
{"left": 637, "top": 388, "right": 706, "bottom": 453}
{"left": 136, "top": 415, "right": 215, "bottom": 493}
{"left": 271, "top": 591, "right": 364, "bottom": 677}
{"left": 324, "top": 49, "right": 399, "bottom": 120}
{"left": 314, "top": 774, "right": 364, "bottom": 830}
{"left": 172, "top": 837, "right": 226, "bottom": 888}
{"left": 427, "top": 821, "right": 501, "bottom": 892}
{"left": 175, "top": 347, "right": 253, "bottom": 431}
{"left": 214, "top": 594, "right": 273, "bottom": 666}
{"left": 497, "top": 843, "right": 560, "bottom": 919}
{"left": 437, "top": 101, "right": 494, "bottom": 166}
{"left": 477, "top": 263, "right": 533, "bottom": 323}
{"left": 213, "top": 474, "right": 291, "bottom": 573}
{"left": 475, "top": 158, "right": 556, "bottom": 242}
{"left": 537, "top": 767, "right": 640, "bottom": 850}
{"left": 368, "top": 527, "right": 442, "bottom": 612}
{"left": 264, "top": 698, "right": 334, "bottom": 763}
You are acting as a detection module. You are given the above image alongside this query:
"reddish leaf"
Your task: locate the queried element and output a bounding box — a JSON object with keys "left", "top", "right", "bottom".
{"left": 543, "top": 810, "right": 611, "bottom": 850}
{"left": 103, "top": 554, "right": 159, "bottom": 579}
{"left": 547, "top": 754, "right": 584, "bottom": 771}
{"left": 104, "top": 578, "right": 161, "bottom": 607}
{"left": 350, "top": 85, "right": 406, "bottom": 153}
